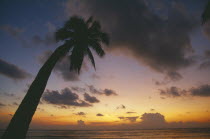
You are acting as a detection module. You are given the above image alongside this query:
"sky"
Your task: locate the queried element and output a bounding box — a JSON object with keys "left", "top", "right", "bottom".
{"left": 0, "top": 0, "right": 210, "bottom": 130}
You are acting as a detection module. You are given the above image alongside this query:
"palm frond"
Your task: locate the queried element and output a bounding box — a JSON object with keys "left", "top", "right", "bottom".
{"left": 89, "top": 40, "right": 105, "bottom": 57}
{"left": 55, "top": 28, "right": 73, "bottom": 42}
{"left": 89, "top": 20, "right": 101, "bottom": 32}
{"left": 55, "top": 16, "right": 109, "bottom": 74}
{"left": 86, "top": 16, "right": 93, "bottom": 27}
{"left": 202, "top": 1, "right": 210, "bottom": 24}
{"left": 87, "top": 48, "right": 96, "bottom": 70}
{"left": 99, "top": 32, "right": 109, "bottom": 45}
{"left": 69, "top": 46, "right": 85, "bottom": 73}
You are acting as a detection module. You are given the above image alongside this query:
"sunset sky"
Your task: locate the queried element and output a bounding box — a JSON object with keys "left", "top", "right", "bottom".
{"left": 0, "top": 0, "right": 210, "bottom": 130}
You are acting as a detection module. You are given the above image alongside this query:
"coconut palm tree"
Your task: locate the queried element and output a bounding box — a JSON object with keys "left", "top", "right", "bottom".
{"left": 202, "top": 1, "right": 210, "bottom": 24}
{"left": 2, "top": 16, "right": 109, "bottom": 139}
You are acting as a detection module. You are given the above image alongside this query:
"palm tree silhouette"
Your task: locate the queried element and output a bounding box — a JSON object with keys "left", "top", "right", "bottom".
{"left": 202, "top": 1, "right": 210, "bottom": 24}
{"left": 2, "top": 16, "right": 109, "bottom": 139}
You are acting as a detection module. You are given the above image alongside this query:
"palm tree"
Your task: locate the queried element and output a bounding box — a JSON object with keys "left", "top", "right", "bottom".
{"left": 202, "top": 1, "right": 210, "bottom": 24}
{"left": 2, "top": 16, "right": 109, "bottom": 139}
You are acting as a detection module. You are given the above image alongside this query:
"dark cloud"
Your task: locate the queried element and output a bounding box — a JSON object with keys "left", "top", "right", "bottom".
{"left": 38, "top": 50, "right": 82, "bottom": 81}
{"left": 96, "top": 113, "right": 104, "bottom": 116}
{"left": 117, "top": 104, "right": 126, "bottom": 109}
{"left": 0, "top": 102, "right": 6, "bottom": 107}
{"left": 155, "top": 80, "right": 168, "bottom": 86}
{"left": 126, "top": 112, "right": 136, "bottom": 114}
{"left": 0, "top": 25, "right": 23, "bottom": 36}
{"left": 75, "top": 112, "right": 86, "bottom": 116}
{"left": 159, "top": 86, "right": 187, "bottom": 97}
{"left": 159, "top": 84, "right": 210, "bottom": 98}
{"left": 42, "top": 88, "right": 92, "bottom": 107}
{"left": 88, "top": 85, "right": 118, "bottom": 96}
{"left": 59, "top": 105, "right": 68, "bottom": 109}
{"left": 0, "top": 23, "right": 57, "bottom": 48}
{"left": 190, "top": 84, "right": 210, "bottom": 97}
{"left": 103, "top": 89, "right": 118, "bottom": 96}
{"left": 66, "top": 0, "right": 197, "bottom": 79}
{"left": 126, "top": 116, "right": 139, "bottom": 122}
{"left": 13, "top": 102, "right": 18, "bottom": 106}
{"left": 154, "top": 71, "right": 183, "bottom": 86}
{"left": 199, "top": 50, "right": 210, "bottom": 69}
{"left": 205, "top": 50, "right": 210, "bottom": 57}
{"left": 71, "top": 86, "right": 86, "bottom": 93}
{"left": 37, "top": 108, "right": 45, "bottom": 112}
{"left": 84, "top": 93, "right": 100, "bottom": 103}
{"left": 0, "top": 25, "right": 28, "bottom": 47}
{"left": 0, "top": 58, "right": 31, "bottom": 80}
{"left": 31, "top": 22, "right": 56, "bottom": 46}
{"left": 31, "top": 32, "right": 56, "bottom": 46}
{"left": 166, "top": 71, "right": 183, "bottom": 81}
{"left": 118, "top": 116, "right": 125, "bottom": 120}
{"left": 0, "top": 92, "right": 15, "bottom": 97}
{"left": 140, "top": 113, "right": 166, "bottom": 128}
{"left": 118, "top": 116, "right": 139, "bottom": 122}
{"left": 88, "top": 85, "right": 102, "bottom": 94}
{"left": 77, "top": 120, "right": 85, "bottom": 126}
{"left": 150, "top": 109, "right": 155, "bottom": 111}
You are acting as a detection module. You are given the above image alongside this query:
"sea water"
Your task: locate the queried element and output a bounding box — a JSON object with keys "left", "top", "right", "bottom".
{"left": 1, "top": 128, "right": 210, "bottom": 139}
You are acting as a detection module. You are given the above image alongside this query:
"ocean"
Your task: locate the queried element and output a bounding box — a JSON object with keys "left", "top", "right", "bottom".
{"left": 1, "top": 128, "right": 210, "bottom": 139}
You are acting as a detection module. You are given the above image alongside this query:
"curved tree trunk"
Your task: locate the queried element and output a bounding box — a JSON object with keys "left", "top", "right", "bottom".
{"left": 2, "top": 44, "right": 71, "bottom": 139}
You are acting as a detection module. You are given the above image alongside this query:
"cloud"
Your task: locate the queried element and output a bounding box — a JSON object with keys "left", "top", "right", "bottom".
{"left": 0, "top": 25, "right": 28, "bottom": 47}
{"left": 199, "top": 50, "right": 210, "bottom": 69}
{"left": 126, "top": 117, "right": 139, "bottom": 122}
{"left": 0, "top": 23, "right": 57, "bottom": 48}
{"left": 65, "top": 0, "right": 197, "bottom": 79}
{"left": 74, "top": 112, "right": 86, "bottom": 116}
{"left": 190, "top": 84, "right": 210, "bottom": 97}
{"left": 88, "top": 85, "right": 102, "bottom": 94}
{"left": 0, "top": 92, "right": 15, "bottom": 97}
{"left": 166, "top": 71, "right": 183, "bottom": 81}
{"left": 71, "top": 86, "right": 86, "bottom": 93}
{"left": 103, "top": 89, "right": 118, "bottom": 96}
{"left": 38, "top": 50, "right": 83, "bottom": 81}
{"left": 0, "top": 58, "right": 31, "bottom": 80}
{"left": 31, "top": 22, "right": 56, "bottom": 46}
{"left": 13, "top": 102, "right": 19, "bottom": 106}
{"left": 126, "top": 112, "right": 136, "bottom": 114}
{"left": 42, "top": 88, "right": 92, "bottom": 107}
{"left": 159, "top": 86, "right": 187, "bottom": 97}
{"left": 31, "top": 33, "right": 55, "bottom": 46}
{"left": 88, "top": 85, "right": 118, "bottom": 96}
{"left": 58, "top": 105, "right": 68, "bottom": 109}
{"left": 118, "top": 116, "right": 139, "bottom": 122}
{"left": 159, "top": 84, "right": 210, "bottom": 98}
{"left": 84, "top": 93, "right": 100, "bottom": 103}
{"left": 0, "top": 25, "right": 24, "bottom": 36}
{"left": 96, "top": 113, "right": 104, "bottom": 116}
{"left": 0, "top": 102, "right": 6, "bottom": 107}
{"left": 154, "top": 71, "right": 183, "bottom": 86}
{"left": 205, "top": 50, "right": 210, "bottom": 57}
{"left": 117, "top": 104, "right": 126, "bottom": 109}
{"left": 140, "top": 113, "right": 166, "bottom": 128}
{"left": 77, "top": 120, "right": 85, "bottom": 126}
{"left": 150, "top": 109, "right": 155, "bottom": 111}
